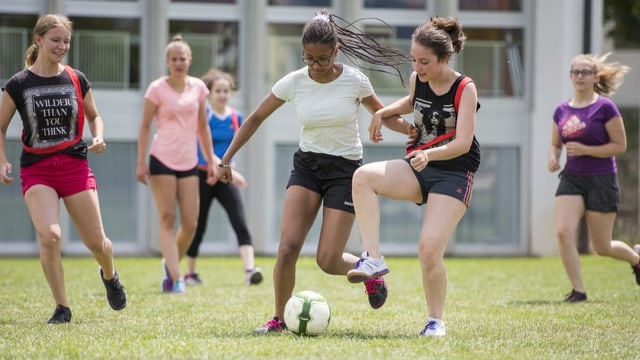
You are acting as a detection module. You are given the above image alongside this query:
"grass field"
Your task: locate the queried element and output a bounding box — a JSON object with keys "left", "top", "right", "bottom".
{"left": 0, "top": 255, "right": 639, "bottom": 359}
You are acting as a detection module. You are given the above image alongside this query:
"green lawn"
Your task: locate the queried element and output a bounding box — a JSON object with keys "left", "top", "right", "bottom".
{"left": 0, "top": 255, "right": 639, "bottom": 359}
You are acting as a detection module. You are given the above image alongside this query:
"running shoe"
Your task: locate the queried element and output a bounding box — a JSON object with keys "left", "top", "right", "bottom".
{"left": 564, "top": 289, "right": 587, "bottom": 302}
{"left": 161, "top": 259, "right": 173, "bottom": 292}
{"left": 99, "top": 267, "right": 127, "bottom": 310}
{"left": 420, "top": 318, "right": 446, "bottom": 337}
{"left": 253, "top": 317, "right": 286, "bottom": 334}
{"left": 185, "top": 272, "right": 203, "bottom": 286}
{"left": 47, "top": 304, "right": 71, "bottom": 324}
{"left": 172, "top": 279, "right": 186, "bottom": 294}
{"left": 364, "top": 277, "right": 388, "bottom": 309}
{"left": 347, "top": 252, "right": 389, "bottom": 283}
{"left": 246, "top": 267, "right": 263, "bottom": 286}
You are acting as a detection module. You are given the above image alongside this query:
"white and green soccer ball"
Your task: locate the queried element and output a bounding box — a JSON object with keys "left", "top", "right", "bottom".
{"left": 284, "top": 290, "right": 331, "bottom": 336}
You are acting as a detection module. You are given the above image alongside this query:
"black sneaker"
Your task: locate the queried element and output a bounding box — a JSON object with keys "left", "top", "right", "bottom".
{"left": 631, "top": 245, "right": 640, "bottom": 286}
{"left": 99, "top": 267, "right": 127, "bottom": 310}
{"left": 564, "top": 289, "right": 587, "bottom": 303}
{"left": 47, "top": 304, "right": 71, "bottom": 324}
{"left": 364, "top": 277, "right": 388, "bottom": 309}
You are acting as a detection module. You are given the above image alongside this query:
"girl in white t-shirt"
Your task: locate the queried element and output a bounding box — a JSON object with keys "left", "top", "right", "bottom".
{"left": 217, "top": 9, "right": 415, "bottom": 334}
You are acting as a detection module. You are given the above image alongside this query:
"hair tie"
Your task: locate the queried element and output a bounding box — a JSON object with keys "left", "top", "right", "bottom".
{"left": 313, "top": 13, "right": 330, "bottom": 22}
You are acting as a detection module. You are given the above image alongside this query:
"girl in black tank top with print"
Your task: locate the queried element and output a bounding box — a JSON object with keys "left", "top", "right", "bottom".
{"left": 347, "top": 16, "right": 480, "bottom": 337}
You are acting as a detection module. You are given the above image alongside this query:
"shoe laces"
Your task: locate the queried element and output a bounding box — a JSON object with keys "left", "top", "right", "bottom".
{"left": 364, "top": 277, "right": 384, "bottom": 294}
{"left": 425, "top": 320, "right": 439, "bottom": 330}
{"left": 264, "top": 318, "right": 284, "bottom": 331}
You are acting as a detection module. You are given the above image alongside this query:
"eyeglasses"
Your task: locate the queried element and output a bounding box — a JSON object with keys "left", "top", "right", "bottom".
{"left": 302, "top": 55, "right": 332, "bottom": 67}
{"left": 570, "top": 69, "right": 595, "bottom": 77}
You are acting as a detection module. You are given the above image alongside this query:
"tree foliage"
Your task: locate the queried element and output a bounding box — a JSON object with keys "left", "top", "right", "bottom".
{"left": 603, "top": 0, "right": 640, "bottom": 48}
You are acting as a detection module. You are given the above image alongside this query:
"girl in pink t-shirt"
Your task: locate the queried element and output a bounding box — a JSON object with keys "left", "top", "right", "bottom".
{"left": 136, "top": 34, "right": 217, "bottom": 293}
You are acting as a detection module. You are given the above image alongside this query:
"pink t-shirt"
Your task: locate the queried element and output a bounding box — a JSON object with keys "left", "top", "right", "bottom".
{"left": 145, "top": 76, "right": 209, "bottom": 171}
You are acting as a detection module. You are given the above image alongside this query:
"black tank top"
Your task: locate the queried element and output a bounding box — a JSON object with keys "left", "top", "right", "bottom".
{"left": 412, "top": 74, "right": 481, "bottom": 172}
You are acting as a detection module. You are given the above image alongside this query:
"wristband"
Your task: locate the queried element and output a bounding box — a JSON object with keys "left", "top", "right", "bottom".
{"left": 218, "top": 163, "right": 231, "bottom": 168}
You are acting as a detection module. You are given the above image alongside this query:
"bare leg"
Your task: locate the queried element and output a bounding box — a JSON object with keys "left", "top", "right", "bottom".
{"left": 24, "top": 186, "right": 67, "bottom": 307}
{"left": 555, "top": 195, "right": 585, "bottom": 292}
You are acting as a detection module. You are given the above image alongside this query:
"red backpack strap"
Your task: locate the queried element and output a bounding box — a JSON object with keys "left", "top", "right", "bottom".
{"left": 230, "top": 108, "right": 239, "bottom": 131}
{"left": 22, "top": 66, "right": 85, "bottom": 154}
{"left": 453, "top": 76, "right": 472, "bottom": 114}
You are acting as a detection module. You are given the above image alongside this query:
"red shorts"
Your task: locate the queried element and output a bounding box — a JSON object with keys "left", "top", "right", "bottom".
{"left": 20, "top": 154, "right": 97, "bottom": 197}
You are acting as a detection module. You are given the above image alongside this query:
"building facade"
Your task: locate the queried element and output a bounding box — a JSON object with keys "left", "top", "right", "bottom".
{"left": 0, "top": 0, "right": 636, "bottom": 257}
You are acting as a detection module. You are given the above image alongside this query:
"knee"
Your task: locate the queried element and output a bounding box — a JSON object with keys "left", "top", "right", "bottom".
{"left": 591, "top": 241, "right": 610, "bottom": 256}
{"left": 418, "top": 240, "right": 442, "bottom": 270}
{"left": 159, "top": 213, "right": 176, "bottom": 229}
{"left": 85, "top": 236, "right": 113, "bottom": 254}
{"left": 352, "top": 167, "right": 372, "bottom": 191}
{"left": 37, "top": 225, "right": 62, "bottom": 251}
{"left": 277, "top": 240, "right": 302, "bottom": 265}
{"left": 315, "top": 253, "right": 340, "bottom": 274}
{"left": 555, "top": 226, "right": 575, "bottom": 247}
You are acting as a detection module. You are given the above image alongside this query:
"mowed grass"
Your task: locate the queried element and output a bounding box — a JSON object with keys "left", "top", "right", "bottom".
{"left": 0, "top": 255, "right": 639, "bottom": 359}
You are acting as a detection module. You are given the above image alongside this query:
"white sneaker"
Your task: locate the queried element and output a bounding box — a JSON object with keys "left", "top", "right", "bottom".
{"left": 347, "top": 251, "right": 389, "bottom": 283}
{"left": 420, "top": 318, "right": 446, "bottom": 337}
{"left": 246, "top": 267, "right": 263, "bottom": 286}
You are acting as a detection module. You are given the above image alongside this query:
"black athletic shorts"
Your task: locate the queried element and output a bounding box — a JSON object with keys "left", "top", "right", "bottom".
{"left": 555, "top": 171, "right": 619, "bottom": 212}
{"left": 149, "top": 155, "right": 198, "bottom": 178}
{"left": 406, "top": 161, "right": 474, "bottom": 207}
{"left": 287, "top": 149, "right": 362, "bottom": 213}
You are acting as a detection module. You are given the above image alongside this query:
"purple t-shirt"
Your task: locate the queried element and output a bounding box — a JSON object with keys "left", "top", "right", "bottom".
{"left": 553, "top": 95, "right": 621, "bottom": 175}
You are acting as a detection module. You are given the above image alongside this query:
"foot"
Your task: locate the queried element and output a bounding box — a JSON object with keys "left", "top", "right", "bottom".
{"left": 161, "top": 259, "right": 173, "bottom": 292}
{"left": 420, "top": 318, "right": 446, "bottom": 337}
{"left": 564, "top": 289, "right": 587, "bottom": 302}
{"left": 99, "top": 267, "right": 127, "bottom": 310}
{"left": 253, "top": 317, "right": 286, "bottom": 335}
{"left": 347, "top": 252, "right": 389, "bottom": 283}
{"left": 172, "top": 279, "right": 186, "bottom": 294}
{"left": 364, "top": 277, "right": 388, "bottom": 309}
{"left": 246, "top": 267, "right": 263, "bottom": 286}
{"left": 185, "top": 272, "right": 203, "bottom": 286}
{"left": 632, "top": 245, "right": 640, "bottom": 286}
{"left": 47, "top": 304, "right": 72, "bottom": 324}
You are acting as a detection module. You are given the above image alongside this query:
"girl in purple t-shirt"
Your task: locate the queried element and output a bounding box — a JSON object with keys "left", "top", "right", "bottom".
{"left": 547, "top": 52, "right": 640, "bottom": 302}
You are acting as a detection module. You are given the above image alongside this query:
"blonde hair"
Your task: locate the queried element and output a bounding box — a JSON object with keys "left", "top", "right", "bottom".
{"left": 165, "top": 33, "right": 192, "bottom": 58}
{"left": 25, "top": 14, "right": 73, "bottom": 67}
{"left": 571, "top": 52, "right": 630, "bottom": 96}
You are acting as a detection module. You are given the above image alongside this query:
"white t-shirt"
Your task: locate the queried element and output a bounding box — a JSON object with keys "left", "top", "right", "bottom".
{"left": 271, "top": 64, "right": 374, "bottom": 160}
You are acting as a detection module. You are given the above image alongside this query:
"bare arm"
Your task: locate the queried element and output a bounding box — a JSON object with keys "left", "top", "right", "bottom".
{"left": 136, "top": 99, "right": 156, "bottom": 185}
{"left": 548, "top": 122, "right": 563, "bottom": 172}
{"left": 0, "top": 91, "right": 16, "bottom": 184}
{"left": 218, "top": 92, "right": 285, "bottom": 183}
{"left": 196, "top": 99, "right": 218, "bottom": 184}
{"left": 82, "top": 89, "right": 107, "bottom": 154}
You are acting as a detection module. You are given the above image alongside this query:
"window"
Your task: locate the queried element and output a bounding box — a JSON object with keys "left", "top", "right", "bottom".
{"left": 459, "top": 28, "right": 525, "bottom": 97}
{"left": 459, "top": 0, "right": 522, "bottom": 11}
{"left": 0, "top": 14, "right": 39, "bottom": 85}
{"left": 364, "top": 0, "right": 426, "bottom": 9}
{"left": 69, "top": 17, "right": 141, "bottom": 89}
{"left": 269, "top": 0, "right": 331, "bottom": 6}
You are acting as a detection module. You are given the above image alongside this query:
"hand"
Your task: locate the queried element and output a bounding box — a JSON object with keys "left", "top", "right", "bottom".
{"left": 87, "top": 137, "right": 107, "bottom": 153}
{"left": 0, "top": 162, "right": 14, "bottom": 185}
{"left": 136, "top": 163, "right": 150, "bottom": 185}
{"left": 406, "top": 150, "right": 428, "bottom": 172}
{"left": 565, "top": 141, "right": 586, "bottom": 156}
{"left": 217, "top": 167, "right": 232, "bottom": 184}
{"left": 368, "top": 112, "right": 384, "bottom": 143}
{"left": 206, "top": 163, "right": 218, "bottom": 186}
{"left": 406, "top": 124, "right": 420, "bottom": 147}
{"left": 547, "top": 158, "right": 561, "bottom": 172}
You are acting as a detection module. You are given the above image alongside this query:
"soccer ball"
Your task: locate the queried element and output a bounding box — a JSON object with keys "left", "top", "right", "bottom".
{"left": 284, "top": 290, "right": 331, "bottom": 336}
